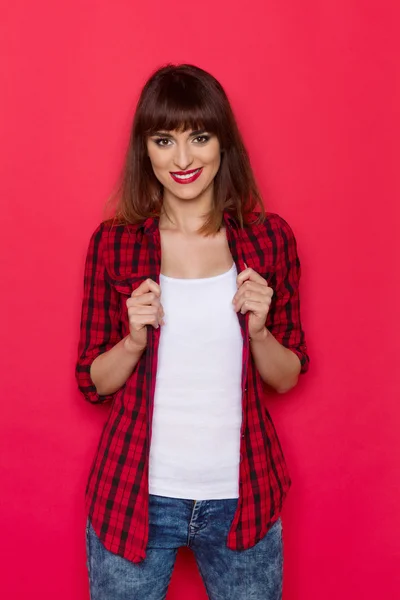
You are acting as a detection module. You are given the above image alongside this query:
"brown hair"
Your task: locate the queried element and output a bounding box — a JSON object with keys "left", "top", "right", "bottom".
{"left": 106, "top": 64, "right": 265, "bottom": 234}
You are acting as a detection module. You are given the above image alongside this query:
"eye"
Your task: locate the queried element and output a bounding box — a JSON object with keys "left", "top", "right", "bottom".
{"left": 193, "top": 135, "right": 210, "bottom": 144}
{"left": 154, "top": 138, "right": 172, "bottom": 147}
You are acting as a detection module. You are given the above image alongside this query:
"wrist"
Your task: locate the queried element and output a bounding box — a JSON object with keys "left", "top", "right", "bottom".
{"left": 124, "top": 335, "right": 146, "bottom": 355}
{"left": 249, "top": 327, "right": 269, "bottom": 343}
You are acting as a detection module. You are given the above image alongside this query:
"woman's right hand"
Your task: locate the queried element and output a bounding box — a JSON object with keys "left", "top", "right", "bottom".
{"left": 126, "top": 278, "right": 164, "bottom": 350}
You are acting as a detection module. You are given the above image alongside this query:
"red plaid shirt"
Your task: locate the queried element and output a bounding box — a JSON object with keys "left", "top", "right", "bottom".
{"left": 75, "top": 211, "right": 309, "bottom": 563}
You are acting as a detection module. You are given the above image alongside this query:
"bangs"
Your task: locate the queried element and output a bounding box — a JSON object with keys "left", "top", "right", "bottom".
{"left": 138, "top": 73, "right": 223, "bottom": 137}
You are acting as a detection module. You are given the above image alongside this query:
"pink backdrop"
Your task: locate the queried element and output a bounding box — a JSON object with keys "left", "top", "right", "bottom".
{"left": 1, "top": 1, "right": 399, "bottom": 598}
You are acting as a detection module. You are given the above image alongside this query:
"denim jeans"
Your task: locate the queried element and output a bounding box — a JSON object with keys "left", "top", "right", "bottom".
{"left": 85, "top": 494, "right": 283, "bottom": 600}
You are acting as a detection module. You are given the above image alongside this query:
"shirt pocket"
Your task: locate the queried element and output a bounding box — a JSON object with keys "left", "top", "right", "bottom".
{"left": 105, "top": 272, "right": 147, "bottom": 295}
{"left": 105, "top": 274, "right": 147, "bottom": 333}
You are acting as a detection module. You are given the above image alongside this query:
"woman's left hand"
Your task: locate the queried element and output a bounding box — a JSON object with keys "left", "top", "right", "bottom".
{"left": 232, "top": 266, "right": 274, "bottom": 340}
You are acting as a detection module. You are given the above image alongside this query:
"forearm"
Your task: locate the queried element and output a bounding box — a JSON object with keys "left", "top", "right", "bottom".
{"left": 90, "top": 335, "right": 145, "bottom": 396}
{"left": 250, "top": 328, "right": 301, "bottom": 393}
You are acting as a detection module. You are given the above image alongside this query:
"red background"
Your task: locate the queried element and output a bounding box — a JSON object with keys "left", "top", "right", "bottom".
{"left": 1, "top": 1, "right": 399, "bottom": 598}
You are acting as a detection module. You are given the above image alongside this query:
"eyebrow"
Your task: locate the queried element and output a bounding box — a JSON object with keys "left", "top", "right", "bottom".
{"left": 152, "top": 129, "right": 207, "bottom": 138}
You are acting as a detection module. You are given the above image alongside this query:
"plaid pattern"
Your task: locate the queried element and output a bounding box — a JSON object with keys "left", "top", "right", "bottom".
{"left": 75, "top": 211, "right": 309, "bottom": 563}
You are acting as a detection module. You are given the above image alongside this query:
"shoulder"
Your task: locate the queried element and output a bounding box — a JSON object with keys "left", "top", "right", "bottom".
{"left": 86, "top": 219, "right": 143, "bottom": 275}
{"left": 247, "top": 211, "right": 296, "bottom": 239}
{"left": 240, "top": 211, "right": 300, "bottom": 280}
{"left": 89, "top": 219, "right": 143, "bottom": 250}
{"left": 245, "top": 211, "right": 298, "bottom": 253}
{"left": 99, "top": 218, "right": 142, "bottom": 237}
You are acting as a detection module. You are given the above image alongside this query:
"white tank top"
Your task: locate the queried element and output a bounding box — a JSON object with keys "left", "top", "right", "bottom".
{"left": 148, "top": 263, "right": 243, "bottom": 500}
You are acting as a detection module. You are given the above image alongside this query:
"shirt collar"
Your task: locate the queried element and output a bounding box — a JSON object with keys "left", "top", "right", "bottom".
{"left": 223, "top": 211, "right": 240, "bottom": 230}
{"left": 139, "top": 211, "right": 239, "bottom": 234}
{"left": 141, "top": 215, "right": 160, "bottom": 235}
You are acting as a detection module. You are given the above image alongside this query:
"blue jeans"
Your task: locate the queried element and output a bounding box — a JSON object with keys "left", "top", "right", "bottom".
{"left": 86, "top": 494, "right": 283, "bottom": 599}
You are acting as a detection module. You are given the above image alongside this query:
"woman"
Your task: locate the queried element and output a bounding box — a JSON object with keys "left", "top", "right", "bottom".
{"left": 76, "top": 63, "right": 309, "bottom": 600}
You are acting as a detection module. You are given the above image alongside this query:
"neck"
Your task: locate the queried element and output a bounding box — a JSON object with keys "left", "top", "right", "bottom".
{"left": 160, "top": 187, "right": 214, "bottom": 234}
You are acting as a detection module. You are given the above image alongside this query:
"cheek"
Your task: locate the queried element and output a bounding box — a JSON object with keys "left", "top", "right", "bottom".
{"left": 204, "top": 144, "right": 221, "bottom": 171}
{"left": 209, "top": 153, "right": 221, "bottom": 175}
{"left": 147, "top": 155, "right": 170, "bottom": 181}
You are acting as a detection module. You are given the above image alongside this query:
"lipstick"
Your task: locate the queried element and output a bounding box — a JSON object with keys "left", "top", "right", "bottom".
{"left": 170, "top": 167, "right": 203, "bottom": 184}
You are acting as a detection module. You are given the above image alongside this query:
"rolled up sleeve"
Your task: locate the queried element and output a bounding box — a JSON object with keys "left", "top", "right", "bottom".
{"left": 75, "top": 223, "right": 122, "bottom": 403}
{"left": 266, "top": 216, "right": 310, "bottom": 374}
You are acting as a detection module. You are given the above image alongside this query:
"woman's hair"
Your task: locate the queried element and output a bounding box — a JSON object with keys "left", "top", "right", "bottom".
{"left": 107, "top": 64, "right": 265, "bottom": 234}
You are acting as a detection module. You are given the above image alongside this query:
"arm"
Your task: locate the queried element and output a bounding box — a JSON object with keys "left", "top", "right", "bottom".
{"left": 75, "top": 223, "right": 143, "bottom": 403}
{"left": 249, "top": 327, "right": 302, "bottom": 393}
{"left": 89, "top": 336, "right": 145, "bottom": 397}
{"left": 233, "top": 216, "right": 309, "bottom": 393}
{"left": 252, "top": 217, "right": 309, "bottom": 392}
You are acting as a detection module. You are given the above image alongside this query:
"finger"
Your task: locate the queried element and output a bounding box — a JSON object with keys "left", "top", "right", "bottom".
{"left": 129, "top": 313, "right": 161, "bottom": 330}
{"left": 236, "top": 268, "right": 267, "bottom": 288}
{"left": 239, "top": 280, "right": 272, "bottom": 293}
{"left": 127, "top": 292, "right": 161, "bottom": 307}
{"left": 128, "top": 305, "right": 165, "bottom": 326}
{"left": 240, "top": 300, "right": 268, "bottom": 316}
{"left": 232, "top": 281, "right": 273, "bottom": 303}
{"left": 234, "top": 298, "right": 271, "bottom": 315}
{"left": 131, "top": 278, "right": 161, "bottom": 298}
{"left": 234, "top": 291, "right": 273, "bottom": 308}
{"left": 127, "top": 305, "right": 160, "bottom": 316}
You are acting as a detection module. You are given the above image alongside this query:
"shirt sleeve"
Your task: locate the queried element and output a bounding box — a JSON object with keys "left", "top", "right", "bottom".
{"left": 266, "top": 216, "right": 310, "bottom": 374}
{"left": 75, "top": 222, "right": 123, "bottom": 403}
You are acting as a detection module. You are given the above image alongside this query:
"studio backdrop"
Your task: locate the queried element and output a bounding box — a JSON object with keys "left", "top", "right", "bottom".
{"left": 1, "top": 1, "right": 399, "bottom": 599}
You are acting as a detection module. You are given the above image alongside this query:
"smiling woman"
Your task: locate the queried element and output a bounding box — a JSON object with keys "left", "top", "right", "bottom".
{"left": 109, "top": 63, "right": 265, "bottom": 234}
{"left": 75, "top": 63, "right": 309, "bottom": 600}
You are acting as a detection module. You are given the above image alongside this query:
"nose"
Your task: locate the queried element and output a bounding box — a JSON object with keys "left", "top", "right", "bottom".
{"left": 172, "top": 142, "right": 194, "bottom": 171}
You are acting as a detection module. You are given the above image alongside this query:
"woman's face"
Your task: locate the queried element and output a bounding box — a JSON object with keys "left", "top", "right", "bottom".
{"left": 146, "top": 128, "right": 221, "bottom": 203}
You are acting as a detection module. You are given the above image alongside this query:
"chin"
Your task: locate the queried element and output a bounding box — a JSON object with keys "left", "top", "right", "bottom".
{"left": 168, "top": 184, "right": 208, "bottom": 201}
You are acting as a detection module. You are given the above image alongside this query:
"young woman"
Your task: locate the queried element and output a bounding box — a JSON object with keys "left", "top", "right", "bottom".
{"left": 76, "top": 63, "right": 309, "bottom": 600}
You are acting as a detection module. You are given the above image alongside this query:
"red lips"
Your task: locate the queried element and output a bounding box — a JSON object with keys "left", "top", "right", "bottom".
{"left": 169, "top": 167, "right": 203, "bottom": 184}
{"left": 171, "top": 168, "right": 200, "bottom": 175}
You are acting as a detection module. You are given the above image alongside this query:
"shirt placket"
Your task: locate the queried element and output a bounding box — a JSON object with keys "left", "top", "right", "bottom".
{"left": 224, "top": 221, "right": 250, "bottom": 463}
{"left": 143, "top": 223, "right": 162, "bottom": 448}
